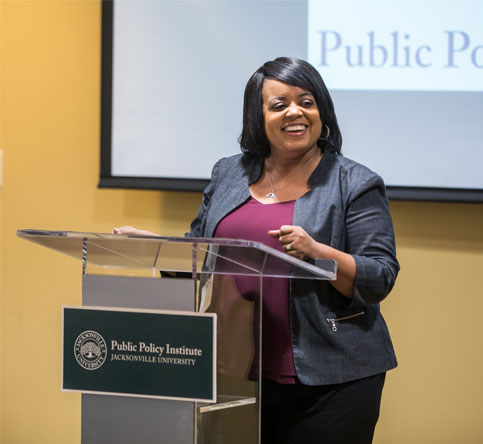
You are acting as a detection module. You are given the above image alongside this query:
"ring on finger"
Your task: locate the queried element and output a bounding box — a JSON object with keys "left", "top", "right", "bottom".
{"left": 286, "top": 243, "right": 293, "bottom": 251}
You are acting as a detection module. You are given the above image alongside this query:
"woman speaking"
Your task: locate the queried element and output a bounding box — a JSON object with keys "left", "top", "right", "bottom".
{"left": 115, "top": 57, "right": 399, "bottom": 444}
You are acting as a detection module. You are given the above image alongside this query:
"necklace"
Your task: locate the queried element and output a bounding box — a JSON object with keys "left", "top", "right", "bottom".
{"left": 266, "top": 161, "right": 277, "bottom": 198}
{"left": 265, "top": 151, "right": 319, "bottom": 199}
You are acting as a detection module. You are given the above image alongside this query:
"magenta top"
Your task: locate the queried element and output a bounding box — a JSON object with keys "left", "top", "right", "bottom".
{"left": 213, "top": 196, "right": 298, "bottom": 384}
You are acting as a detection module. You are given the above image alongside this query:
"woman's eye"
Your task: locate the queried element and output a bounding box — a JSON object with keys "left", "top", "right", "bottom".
{"left": 301, "top": 100, "right": 314, "bottom": 107}
{"left": 270, "top": 103, "right": 286, "bottom": 111}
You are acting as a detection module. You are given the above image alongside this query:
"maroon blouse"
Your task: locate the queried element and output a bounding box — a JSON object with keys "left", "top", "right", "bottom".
{"left": 213, "top": 196, "right": 298, "bottom": 384}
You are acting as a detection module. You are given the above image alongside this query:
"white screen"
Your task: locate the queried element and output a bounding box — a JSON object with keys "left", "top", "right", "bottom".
{"left": 110, "top": 0, "right": 307, "bottom": 180}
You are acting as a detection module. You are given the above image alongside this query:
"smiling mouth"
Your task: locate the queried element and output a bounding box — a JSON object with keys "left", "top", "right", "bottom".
{"left": 283, "top": 124, "right": 308, "bottom": 135}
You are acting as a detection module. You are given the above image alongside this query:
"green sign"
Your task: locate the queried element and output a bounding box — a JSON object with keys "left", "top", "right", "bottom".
{"left": 62, "top": 306, "right": 216, "bottom": 402}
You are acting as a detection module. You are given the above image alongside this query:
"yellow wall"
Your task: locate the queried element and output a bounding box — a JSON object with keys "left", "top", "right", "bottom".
{"left": 1, "top": 1, "right": 482, "bottom": 443}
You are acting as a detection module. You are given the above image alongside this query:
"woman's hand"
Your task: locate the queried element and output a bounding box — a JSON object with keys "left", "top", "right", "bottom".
{"left": 112, "top": 226, "right": 160, "bottom": 236}
{"left": 268, "top": 225, "right": 317, "bottom": 260}
{"left": 268, "top": 224, "right": 356, "bottom": 299}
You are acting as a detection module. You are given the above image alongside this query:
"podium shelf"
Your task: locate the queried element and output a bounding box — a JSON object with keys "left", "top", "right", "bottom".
{"left": 198, "top": 395, "right": 256, "bottom": 413}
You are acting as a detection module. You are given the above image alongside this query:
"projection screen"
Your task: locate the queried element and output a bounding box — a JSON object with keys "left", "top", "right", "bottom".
{"left": 100, "top": 0, "right": 483, "bottom": 202}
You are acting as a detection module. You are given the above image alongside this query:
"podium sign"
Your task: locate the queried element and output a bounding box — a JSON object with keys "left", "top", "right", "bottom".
{"left": 62, "top": 306, "right": 216, "bottom": 402}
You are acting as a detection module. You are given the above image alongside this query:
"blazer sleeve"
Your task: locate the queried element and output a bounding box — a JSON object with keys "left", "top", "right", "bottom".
{"left": 344, "top": 165, "right": 400, "bottom": 307}
{"left": 188, "top": 158, "right": 222, "bottom": 238}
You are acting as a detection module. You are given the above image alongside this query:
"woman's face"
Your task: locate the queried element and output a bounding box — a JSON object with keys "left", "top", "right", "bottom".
{"left": 262, "top": 79, "right": 322, "bottom": 158}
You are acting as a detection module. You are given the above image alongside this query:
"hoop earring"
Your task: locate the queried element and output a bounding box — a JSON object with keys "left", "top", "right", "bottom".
{"left": 319, "top": 124, "right": 330, "bottom": 141}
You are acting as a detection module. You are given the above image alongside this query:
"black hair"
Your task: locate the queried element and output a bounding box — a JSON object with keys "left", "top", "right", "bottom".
{"left": 239, "top": 57, "right": 342, "bottom": 158}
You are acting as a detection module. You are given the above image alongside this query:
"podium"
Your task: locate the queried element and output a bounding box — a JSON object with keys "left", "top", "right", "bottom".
{"left": 17, "top": 229, "right": 336, "bottom": 444}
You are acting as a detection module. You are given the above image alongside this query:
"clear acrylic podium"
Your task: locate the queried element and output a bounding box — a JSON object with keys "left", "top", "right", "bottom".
{"left": 17, "top": 229, "right": 336, "bottom": 444}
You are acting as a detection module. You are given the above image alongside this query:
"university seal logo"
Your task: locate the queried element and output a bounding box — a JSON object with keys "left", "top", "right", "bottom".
{"left": 74, "top": 330, "right": 107, "bottom": 370}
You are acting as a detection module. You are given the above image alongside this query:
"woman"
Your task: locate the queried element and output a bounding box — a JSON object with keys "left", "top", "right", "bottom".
{"left": 115, "top": 57, "right": 399, "bottom": 444}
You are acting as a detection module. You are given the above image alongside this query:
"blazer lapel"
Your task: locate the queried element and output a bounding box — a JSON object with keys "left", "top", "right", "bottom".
{"left": 204, "top": 156, "right": 262, "bottom": 238}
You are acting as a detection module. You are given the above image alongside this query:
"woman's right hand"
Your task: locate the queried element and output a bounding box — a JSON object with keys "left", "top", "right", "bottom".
{"left": 112, "top": 226, "right": 160, "bottom": 236}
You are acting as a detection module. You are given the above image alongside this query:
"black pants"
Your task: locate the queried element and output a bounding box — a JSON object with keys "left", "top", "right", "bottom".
{"left": 261, "top": 373, "right": 386, "bottom": 444}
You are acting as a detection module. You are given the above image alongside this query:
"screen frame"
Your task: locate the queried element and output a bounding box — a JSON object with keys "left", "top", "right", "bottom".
{"left": 98, "top": 1, "right": 483, "bottom": 203}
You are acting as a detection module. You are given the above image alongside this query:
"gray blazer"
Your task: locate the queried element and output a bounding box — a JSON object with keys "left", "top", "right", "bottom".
{"left": 190, "top": 150, "right": 399, "bottom": 385}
